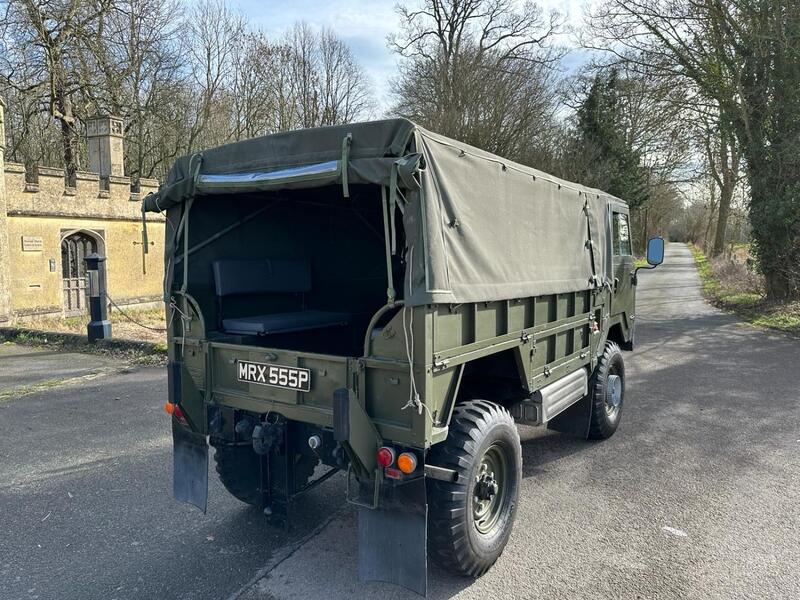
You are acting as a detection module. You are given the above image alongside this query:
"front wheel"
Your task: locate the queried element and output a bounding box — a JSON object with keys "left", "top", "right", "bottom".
{"left": 588, "top": 341, "right": 626, "bottom": 439}
{"left": 426, "top": 400, "right": 522, "bottom": 577}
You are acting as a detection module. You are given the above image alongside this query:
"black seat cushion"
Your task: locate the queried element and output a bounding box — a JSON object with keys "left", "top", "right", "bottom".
{"left": 221, "top": 310, "right": 348, "bottom": 335}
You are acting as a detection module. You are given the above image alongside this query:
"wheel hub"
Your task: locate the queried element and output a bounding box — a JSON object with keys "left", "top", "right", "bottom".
{"left": 475, "top": 469, "right": 499, "bottom": 501}
{"left": 472, "top": 444, "right": 508, "bottom": 535}
{"left": 606, "top": 374, "right": 622, "bottom": 415}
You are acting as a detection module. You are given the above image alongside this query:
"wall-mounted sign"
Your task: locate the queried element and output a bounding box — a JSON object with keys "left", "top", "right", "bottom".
{"left": 21, "top": 236, "right": 44, "bottom": 252}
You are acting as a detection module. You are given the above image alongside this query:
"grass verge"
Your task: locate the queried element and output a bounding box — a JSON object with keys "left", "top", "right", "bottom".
{"left": 690, "top": 245, "right": 800, "bottom": 337}
{"left": 0, "top": 327, "right": 167, "bottom": 365}
{"left": 22, "top": 306, "right": 167, "bottom": 345}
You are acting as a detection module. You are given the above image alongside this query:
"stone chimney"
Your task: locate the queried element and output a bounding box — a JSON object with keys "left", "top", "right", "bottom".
{"left": 86, "top": 115, "right": 125, "bottom": 178}
{"left": 0, "top": 96, "right": 12, "bottom": 322}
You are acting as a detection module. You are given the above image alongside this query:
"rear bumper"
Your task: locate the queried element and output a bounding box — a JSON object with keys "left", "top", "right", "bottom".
{"left": 202, "top": 341, "right": 426, "bottom": 447}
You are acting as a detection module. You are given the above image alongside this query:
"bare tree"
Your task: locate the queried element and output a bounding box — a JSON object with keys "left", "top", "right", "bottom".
{"left": 282, "top": 23, "right": 373, "bottom": 129}
{"left": 267, "top": 43, "right": 304, "bottom": 132}
{"left": 318, "top": 29, "right": 373, "bottom": 125}
{"left": 390, "top": 0, "right": 563, "bottom": 161}
{"left": 1, "top": 4, "right": 375, "bottom": 182}
{"left": 93, "top": 0, "right": 186, "bottom": 181}
{"left": 698, "top": 110, "right": 741, "bottom": 257}
{"left": 230, "top": 32, "right": 277, "bottom": 140}
{"left": 285, "top": 23, "right": 321, "bottom": 129}
{"left": 0, "top": 85, "right": 63, "bottom": 173}
{"left": 0, "top": 0, "right": 116, "bottom": 185}
{"left": 185, "top": 0, "right": 245, "bottom": 151}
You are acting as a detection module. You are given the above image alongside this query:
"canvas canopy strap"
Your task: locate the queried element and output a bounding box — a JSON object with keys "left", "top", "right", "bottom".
{"left": 389, "top": 163, "right": 399, "bottom": 255}
{"left": 341, "top": 133, "right": 352, "bottom": 198}
{"left": 179, "top": 197, "right": 194, "bottom": 294}
{"left": 381, "top": 186, "right": 396, "bottom": 303}
{"left": 143, "top": 152, "right": 202, "bottom": 212}
{"left": 583, "top": 196, "right": 599, "bottom": 286}
{"left": 388, "top": 154, "right": 423, "bottom": 255}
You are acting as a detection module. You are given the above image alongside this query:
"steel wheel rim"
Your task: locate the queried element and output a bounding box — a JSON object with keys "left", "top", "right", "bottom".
{"left": 605, "top": 371, "right": 622, "bottom": 418}
{"left": 472, "top": 443, "right": 508, "bottom": 535}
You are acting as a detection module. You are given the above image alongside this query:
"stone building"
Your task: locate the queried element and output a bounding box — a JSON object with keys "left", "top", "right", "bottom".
{"left": 0, "top": 97, "right": 167, "bottom": 323}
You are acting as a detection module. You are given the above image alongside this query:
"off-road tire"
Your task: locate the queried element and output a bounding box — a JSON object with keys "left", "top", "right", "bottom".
{"left": 211, "top": 441, "right": 320, "bottom": 508}
{"left": 426, "top": 400, "right": 522, "bottom": 577}
{"left": 212, "top": 442, "right": 263, "bottom": 507}
{"left": 588, "top": 341, "right": 625, "bottom": 440}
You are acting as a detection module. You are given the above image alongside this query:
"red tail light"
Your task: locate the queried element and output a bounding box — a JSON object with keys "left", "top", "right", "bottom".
{"left": 377, "top": 446, "right": 396, "bottom": 467}
{"left": 167, "top": 403, "right": 189, "bottom": 427}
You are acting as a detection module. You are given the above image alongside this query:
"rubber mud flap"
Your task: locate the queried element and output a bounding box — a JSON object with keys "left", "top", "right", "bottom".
{"left": 172, "top": 420, "right": 209, "bottom": 512}
{"left": 546, "top": 391, "right": 591, "bottom": 439}
{"left": 358, "top": 476, "right": 427, "bottom": 596}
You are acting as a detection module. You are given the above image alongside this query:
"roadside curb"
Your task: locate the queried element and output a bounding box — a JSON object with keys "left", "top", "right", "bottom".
{"left": 227, "top": 511, "right": 344, "bottom": 600}
{"left": 0, "top": 327, "right": 167, "bottom": 364}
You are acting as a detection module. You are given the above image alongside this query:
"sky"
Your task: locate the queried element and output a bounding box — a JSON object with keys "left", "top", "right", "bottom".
{"left": 238, "top": 0, "right": 593, "bottom": 114}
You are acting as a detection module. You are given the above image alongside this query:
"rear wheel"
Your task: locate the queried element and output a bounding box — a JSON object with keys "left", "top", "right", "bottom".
{"left": 588, "top": 341, "right": 625, "bottom": 439}
{"left": 211, "top": 441, "right": 263, "bottom": 507}
{"left": 426, "top": 400, "right": 522, "bottom": 577}
{"left": 211, "top": 440, "right": 319, "bottom": 509}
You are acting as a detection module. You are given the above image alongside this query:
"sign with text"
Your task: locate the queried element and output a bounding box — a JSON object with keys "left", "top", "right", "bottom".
{"left": 21, "top": 236, "right": 43, "bottom": 252}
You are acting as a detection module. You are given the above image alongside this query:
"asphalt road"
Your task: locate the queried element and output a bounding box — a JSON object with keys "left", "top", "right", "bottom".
{"left": 0, "top": 344, "right": 120, "bottom": 396}
{"left": 2, "top": 243, "right": 798, "bottom": 599}
{"left": 0, "top": 354, "right": 344, "bottom": 600}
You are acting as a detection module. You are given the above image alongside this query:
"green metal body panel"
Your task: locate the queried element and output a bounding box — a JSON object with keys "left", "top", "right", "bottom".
{"left": 169, "top": 281, "right": 630, "bottom": 451}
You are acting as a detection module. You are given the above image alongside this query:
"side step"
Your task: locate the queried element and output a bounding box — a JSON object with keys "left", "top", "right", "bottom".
{"left": 511, "top": 367, "right": 589, "bottom": 425}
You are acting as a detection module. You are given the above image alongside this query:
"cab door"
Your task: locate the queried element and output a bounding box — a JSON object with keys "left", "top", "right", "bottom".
{"left": 611, "top": 207, "right": 635, "bottom": 324}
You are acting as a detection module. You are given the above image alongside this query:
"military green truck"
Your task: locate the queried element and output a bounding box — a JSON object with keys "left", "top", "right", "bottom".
{"left": 142, "top": 119, "right": 663, "bottom": 595}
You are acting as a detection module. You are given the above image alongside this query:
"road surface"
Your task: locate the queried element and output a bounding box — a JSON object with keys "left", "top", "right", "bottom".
{"left": 1, "top": 243, "right": 798, "bottom": 600}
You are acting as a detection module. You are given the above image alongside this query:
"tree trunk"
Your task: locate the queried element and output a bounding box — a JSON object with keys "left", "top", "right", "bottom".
{"left": 711, "top": 183, "right": 732, "bottom": 257}
{"left": 764, "top": 271, "right": 792, "bottom": 301}
{"left": 747, "top": 169, "right": 800, "bottom": 302}
{"left": 55, "top": 84, "right": 79, "bottom": 188}
{"left": 60, "top": 118, "right": 78, "bottom": 188}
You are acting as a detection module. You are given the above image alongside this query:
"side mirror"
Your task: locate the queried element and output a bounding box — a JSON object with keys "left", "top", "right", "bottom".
{"left": 646, "top": 237, "right": 665, "bottom": 266}
{"left": 633, "top": 236, "right": 665, "bottom": 285}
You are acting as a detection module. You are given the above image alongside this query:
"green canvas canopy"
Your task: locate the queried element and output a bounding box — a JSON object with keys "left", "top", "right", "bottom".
{"left": 143, "top": 118, "right": 622, "bottom": 306}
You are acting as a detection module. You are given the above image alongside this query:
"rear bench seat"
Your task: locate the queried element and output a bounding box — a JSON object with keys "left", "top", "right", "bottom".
{"left": 213, "top": 258, "right": 348, "bottom": 335}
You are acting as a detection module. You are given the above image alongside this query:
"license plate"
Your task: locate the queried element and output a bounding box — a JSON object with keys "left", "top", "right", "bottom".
{"left": 237, "top": 360, "right": 311, "bottom": 392}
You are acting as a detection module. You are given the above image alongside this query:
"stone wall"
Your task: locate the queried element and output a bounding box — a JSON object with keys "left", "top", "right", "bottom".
{"left": 0, "top": 100, "right": 168, "bottom": 322}
{"left": 4, "top": 162, "right": 160, "bottom": 219}
{"left": 0, "top": 97, "right": 10, "bottom": 322}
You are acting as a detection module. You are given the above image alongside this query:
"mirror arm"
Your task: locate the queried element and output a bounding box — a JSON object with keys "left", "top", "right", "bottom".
{"left": 631, "top": 264, "right": 656, "bottom": 286}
